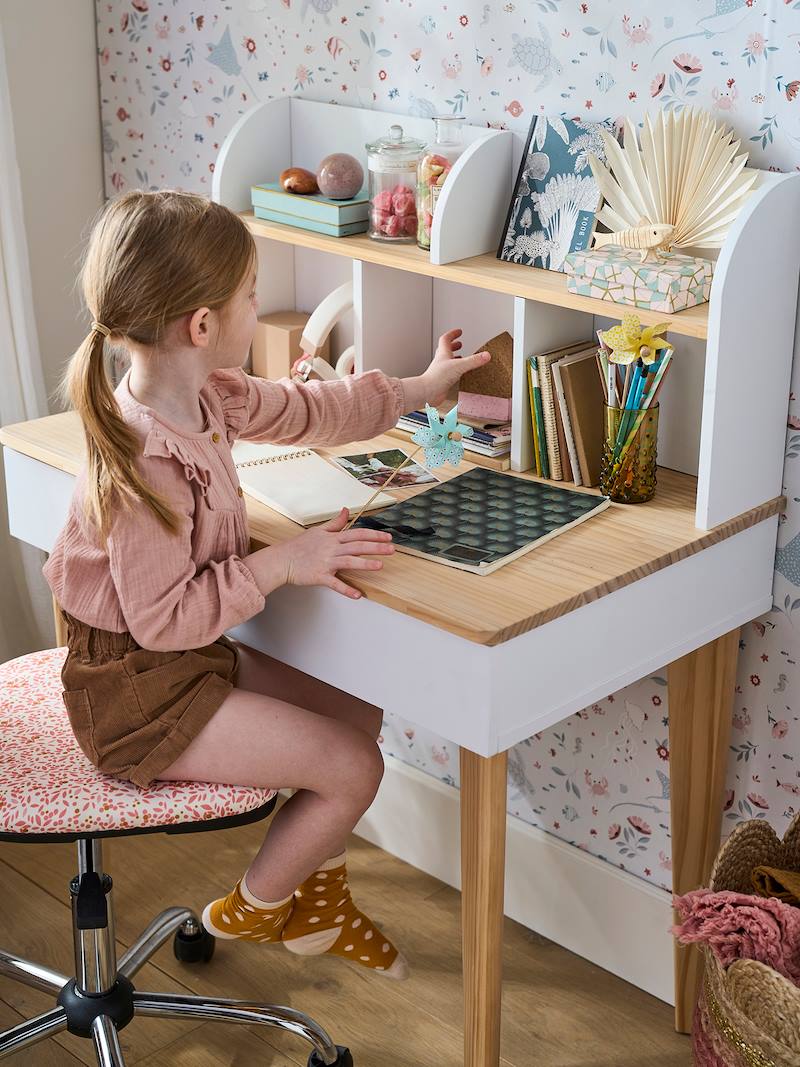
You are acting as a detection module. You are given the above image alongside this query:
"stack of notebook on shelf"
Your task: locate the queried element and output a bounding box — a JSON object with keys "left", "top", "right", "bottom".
{"left": 527, "top": 340, "right": 606, "bottom": 487}
{"left": 251, "top": 183, "right": 370, "bottom": 238}
{"left": 393, "top": 407, "right": 512, "bottom": 470}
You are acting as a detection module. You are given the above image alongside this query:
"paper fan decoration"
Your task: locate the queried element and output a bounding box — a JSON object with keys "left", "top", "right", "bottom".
{"left": 587, "top": 109, "right": 757, "bottom": 254}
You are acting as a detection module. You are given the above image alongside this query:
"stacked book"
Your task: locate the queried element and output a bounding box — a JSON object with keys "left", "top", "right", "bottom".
{"left": 527, "top": 341, "right": 605, "bottom": 487}
{"left": 394, "top": 408, "right": 511, "bottom": 466}
{"left": 251, "top": 182, "right": 369, "bottom": 238}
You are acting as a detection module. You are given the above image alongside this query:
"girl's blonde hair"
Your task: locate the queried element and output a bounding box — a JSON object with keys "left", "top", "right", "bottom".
{"left": 63, "top": 190, "right": 256, "bottom": 541}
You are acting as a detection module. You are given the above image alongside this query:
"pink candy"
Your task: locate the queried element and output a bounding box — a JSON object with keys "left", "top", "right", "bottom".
{"left": 383, "top": 214, "right": 403, "bottom": 238}
{"left": 370, "top": 182, "right": 417, "bottom": 238}
{"left": 372, "top": 188, "right": 394, "bottom": 213}
{"left": 392, "top": 190, "right": 416, "bottom": 217}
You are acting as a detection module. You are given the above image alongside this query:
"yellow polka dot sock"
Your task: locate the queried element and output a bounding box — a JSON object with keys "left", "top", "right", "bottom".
{"left": 201, "top": 875, "right": 294, "bottom": 943}
{"left": 280, "top": 851, "right": 409, "bottom": 979}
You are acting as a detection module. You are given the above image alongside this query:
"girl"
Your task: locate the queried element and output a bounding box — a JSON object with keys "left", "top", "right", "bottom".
{"left": 44, "top": 190, "right": 490, "bottom": 980}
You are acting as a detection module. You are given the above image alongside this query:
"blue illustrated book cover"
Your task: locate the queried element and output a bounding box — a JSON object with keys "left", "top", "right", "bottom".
{"left": 497, "top": 115, "right": 614, "bottom": 273}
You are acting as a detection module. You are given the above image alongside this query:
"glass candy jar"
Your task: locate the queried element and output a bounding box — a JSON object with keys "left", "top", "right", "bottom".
{"left": 365, "top": 124, "right": 425, "bottom": 242}
{"left": 416, "top": 116, "right": 466, "bottom": 251}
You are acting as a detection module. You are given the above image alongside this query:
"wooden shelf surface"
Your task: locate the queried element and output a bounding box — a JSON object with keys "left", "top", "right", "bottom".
{"left": 242, "top": 213, "right": 710, "bottom": 341}
{"left": 2, "top": 411, "right": 780, "bottom": 645}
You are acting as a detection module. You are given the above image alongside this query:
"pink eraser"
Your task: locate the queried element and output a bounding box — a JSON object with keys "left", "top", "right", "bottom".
{"left": 457, "top": 392, "right": 513, "bottom": 421}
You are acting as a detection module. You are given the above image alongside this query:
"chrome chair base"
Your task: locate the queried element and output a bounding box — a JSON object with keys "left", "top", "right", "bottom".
{"left": 0, "top": 840, "right": 344, "bottom": 1066}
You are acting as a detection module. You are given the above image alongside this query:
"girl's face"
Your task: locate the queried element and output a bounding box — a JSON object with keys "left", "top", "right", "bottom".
{"left": 218, "top": 266, "right": 259, "bottom": 367}
{"left": 183, "top": 263, "right": 258, "bottom": 372}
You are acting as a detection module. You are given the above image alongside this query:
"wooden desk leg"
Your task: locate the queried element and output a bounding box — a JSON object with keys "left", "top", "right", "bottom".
{"left": 667, "top": 628, "right": 740, "bottom": 1034}
{"left": 460, "top": 748, "right": 508, "bottom": 1067}
{"left": 52, "top": 594, "right": 68, "bottom": 647}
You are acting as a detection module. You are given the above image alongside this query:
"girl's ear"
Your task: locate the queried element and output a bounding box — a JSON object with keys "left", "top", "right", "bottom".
{"left": 188, "top": 306, "right": 211, "bottom": 347}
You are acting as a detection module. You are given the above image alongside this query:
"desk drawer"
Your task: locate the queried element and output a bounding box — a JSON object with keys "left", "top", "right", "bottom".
{"left": 3, "top": 447, "right": 75, "bottom": 553}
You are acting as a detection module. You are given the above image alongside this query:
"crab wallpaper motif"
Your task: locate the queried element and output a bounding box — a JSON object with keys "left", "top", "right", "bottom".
{"left": 96, "top": 0, "right": 800, "bottom": 893}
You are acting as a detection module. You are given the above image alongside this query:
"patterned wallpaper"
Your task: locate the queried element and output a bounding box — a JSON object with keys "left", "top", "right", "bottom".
{"left": 96, "top": 0, "right": 800, "bottom": 892}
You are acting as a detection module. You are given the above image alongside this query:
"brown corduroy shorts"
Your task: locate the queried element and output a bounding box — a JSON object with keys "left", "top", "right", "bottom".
{"left": 59, "top": 610, "right": 240, "bottom": 788}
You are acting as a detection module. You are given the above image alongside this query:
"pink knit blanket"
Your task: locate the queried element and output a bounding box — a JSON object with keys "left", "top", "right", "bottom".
{"left": 673, "top": 889, "right": 800, "bottom": 985}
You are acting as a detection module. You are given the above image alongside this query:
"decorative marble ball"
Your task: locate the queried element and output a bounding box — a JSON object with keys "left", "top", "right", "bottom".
{"left": 316, "top": 153, "right": 364, "bottom": 200}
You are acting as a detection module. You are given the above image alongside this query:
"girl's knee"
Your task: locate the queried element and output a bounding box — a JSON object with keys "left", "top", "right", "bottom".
{"left": 351, "top": 733, "right": 384, "bottom": 796}
{"left": 327, "top": 729, "right": 384, "bottom": 804}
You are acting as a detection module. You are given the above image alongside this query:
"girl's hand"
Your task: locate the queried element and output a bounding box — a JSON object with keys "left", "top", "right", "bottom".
{"left": 403, "top": 328, "right": 491, "bottom": 410}
{"left": 258, "top": 508, "right": 395, "bottom": 600}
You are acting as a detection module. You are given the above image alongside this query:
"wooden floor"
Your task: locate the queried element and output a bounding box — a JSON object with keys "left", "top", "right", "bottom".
{"left": 0, "top": 807, "right": 690, "bottom": 1066}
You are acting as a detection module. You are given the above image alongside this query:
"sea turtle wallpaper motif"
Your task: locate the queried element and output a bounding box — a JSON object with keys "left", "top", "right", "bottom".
{"left": 508, "top": 24, "right": 563, "bottom": 90}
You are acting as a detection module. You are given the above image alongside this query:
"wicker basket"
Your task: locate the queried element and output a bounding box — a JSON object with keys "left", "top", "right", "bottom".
{"left": 689, "top": 813, "right": 800, "bottom": 1067}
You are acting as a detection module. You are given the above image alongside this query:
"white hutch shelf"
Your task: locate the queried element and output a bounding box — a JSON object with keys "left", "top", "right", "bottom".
{"left": 213, "top": 96, "right": 800, "bottom": 534}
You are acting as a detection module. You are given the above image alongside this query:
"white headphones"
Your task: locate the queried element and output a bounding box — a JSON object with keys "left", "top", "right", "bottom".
{"left": 297, "top": 281, "right": 355, "bottom": 380}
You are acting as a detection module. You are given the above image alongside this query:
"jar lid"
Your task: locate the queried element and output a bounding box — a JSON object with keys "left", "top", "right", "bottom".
{"left": 365, "top": 124, "right": 426, "bottom": 159}
{"left": 433, "top": 115, "right": 466, "bottom": 141}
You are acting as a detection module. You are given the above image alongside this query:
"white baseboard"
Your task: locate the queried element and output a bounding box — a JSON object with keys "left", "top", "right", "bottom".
{"left": 351, "top": 753, "right": 675, "bottom": 1004}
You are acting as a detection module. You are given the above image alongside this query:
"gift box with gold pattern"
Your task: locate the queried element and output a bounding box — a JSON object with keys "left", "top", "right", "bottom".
{"left": 564, "top": 246, "right": 713, "bottom": 313}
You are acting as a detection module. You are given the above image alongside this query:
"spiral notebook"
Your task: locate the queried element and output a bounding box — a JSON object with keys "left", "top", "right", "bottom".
{"left": 232, "top": 441, "right": 393, "bottom": 526}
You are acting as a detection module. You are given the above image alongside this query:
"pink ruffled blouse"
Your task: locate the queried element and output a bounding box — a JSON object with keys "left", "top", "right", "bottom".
{"left": 43, "top": 367, "right": 405, "bottom": 651}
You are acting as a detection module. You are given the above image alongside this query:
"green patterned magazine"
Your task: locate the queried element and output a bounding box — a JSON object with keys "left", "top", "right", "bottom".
{"left": 354, "top": 467, "right": 610, "bottom": 575}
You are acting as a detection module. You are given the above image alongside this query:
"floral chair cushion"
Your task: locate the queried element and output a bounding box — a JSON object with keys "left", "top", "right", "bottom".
{"left": 0, "top": 647, "right": 276, "bottom": 837}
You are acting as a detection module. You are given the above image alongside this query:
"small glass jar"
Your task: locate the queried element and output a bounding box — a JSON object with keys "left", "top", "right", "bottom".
{"left": 600, "top": 404, "right": 659, "bottom": 503}
{"left": 416, "top": 116, "right": 466, "bottom": 251}
{"left": 365, "top": 124, "right": 426, "bottom": 242}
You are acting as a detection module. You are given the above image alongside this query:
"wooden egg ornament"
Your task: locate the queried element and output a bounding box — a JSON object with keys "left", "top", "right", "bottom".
{"left": 279, "top": 167, "right": 319, "bottom": 194}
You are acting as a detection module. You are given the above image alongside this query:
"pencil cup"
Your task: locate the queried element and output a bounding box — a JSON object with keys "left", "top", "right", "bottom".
{"left": 600, "top": 404, "right": 659, "bottom": 504}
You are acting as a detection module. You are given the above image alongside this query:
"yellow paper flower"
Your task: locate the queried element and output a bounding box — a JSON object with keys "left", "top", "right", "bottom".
{"left": 603, "top": 314, "right": 670, "bottom": 365}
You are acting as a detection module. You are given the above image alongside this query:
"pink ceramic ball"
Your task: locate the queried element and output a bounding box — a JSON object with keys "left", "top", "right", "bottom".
{"left": 317, "top": 153, "right": 364, "bottom": 200}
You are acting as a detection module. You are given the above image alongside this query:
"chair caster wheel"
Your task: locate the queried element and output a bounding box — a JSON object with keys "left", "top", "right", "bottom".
{"left": 307, "top": 1046, "right": 353, "bottom": 1067}
{"left": 173, "top": 926, "right": 215, "bottom": 963}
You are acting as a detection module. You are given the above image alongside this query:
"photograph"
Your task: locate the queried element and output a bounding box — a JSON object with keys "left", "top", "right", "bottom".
{"left": 333, "top": 448, "right": 437, "bottom": 488}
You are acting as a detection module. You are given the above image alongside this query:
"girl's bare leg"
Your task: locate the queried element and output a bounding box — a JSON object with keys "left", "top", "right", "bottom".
{"left": 155, "top": 685, "right": 384, "bottom": 902}
{"left": 229, "top": 639, "right": 383, "bottom": 741}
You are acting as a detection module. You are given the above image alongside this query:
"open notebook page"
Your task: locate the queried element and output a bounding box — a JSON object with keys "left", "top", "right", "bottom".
{"left": 231, "top": 440, "right": 394, "bottom": 526}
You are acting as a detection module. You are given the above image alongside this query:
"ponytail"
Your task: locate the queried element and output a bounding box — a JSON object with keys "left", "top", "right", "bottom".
{"left": 63, "top": 325, "right": 180, "bottom": 542}
{"left": 62, "top": 189, "right": 255, "bottom": 542}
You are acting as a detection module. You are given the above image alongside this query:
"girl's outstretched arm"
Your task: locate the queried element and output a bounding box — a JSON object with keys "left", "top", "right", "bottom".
{"left": 209, "top": 367, "right": 405, "bottom": 448}
{"left": 208, "top": 329, "right": 489, "bottom": 447}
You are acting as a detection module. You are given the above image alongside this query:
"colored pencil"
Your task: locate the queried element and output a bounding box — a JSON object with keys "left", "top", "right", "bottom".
{"left": 609, "top": 350, "right": 672, "bottom": 478}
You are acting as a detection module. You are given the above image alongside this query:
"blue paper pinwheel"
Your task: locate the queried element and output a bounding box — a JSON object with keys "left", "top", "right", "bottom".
{"left": 411, "top": 404, "right": 474, "bottom": 469}
{"left": 344, "top": 403, "right": 474, "bottom": 529}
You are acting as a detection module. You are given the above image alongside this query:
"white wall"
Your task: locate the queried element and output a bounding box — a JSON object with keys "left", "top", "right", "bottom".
{"left": 1, "top": 0, "right": 104, "bottom": 412}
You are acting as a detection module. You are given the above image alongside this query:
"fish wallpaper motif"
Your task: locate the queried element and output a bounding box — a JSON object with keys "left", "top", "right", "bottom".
{"left": 96, "top": 0, "right": 800, "bottom": 893}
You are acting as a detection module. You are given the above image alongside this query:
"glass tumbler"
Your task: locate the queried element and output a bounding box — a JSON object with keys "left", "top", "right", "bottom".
{"left": 599, "top": 404, "right": 659, "bottom": 504}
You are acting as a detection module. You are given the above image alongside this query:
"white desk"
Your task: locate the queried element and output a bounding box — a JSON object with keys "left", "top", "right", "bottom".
{"left": 1, "top": 412, "right": 784, "bottom": 1064}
